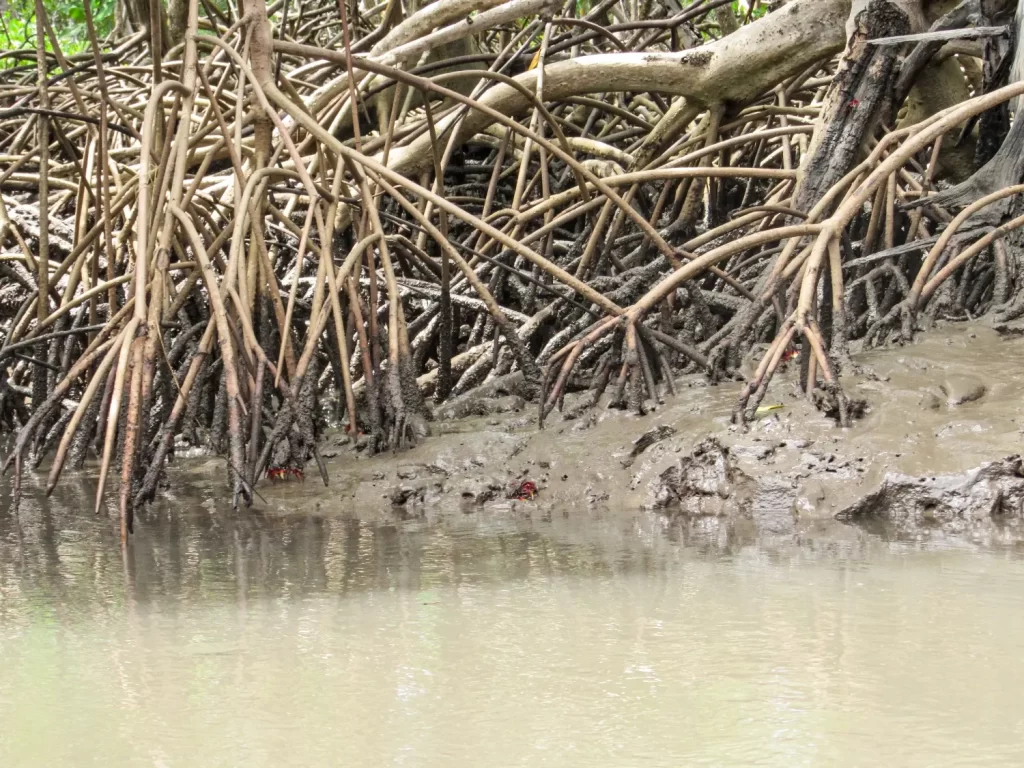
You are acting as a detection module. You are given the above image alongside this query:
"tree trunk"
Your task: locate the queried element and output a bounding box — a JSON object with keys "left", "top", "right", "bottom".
{"left": 167, "top": 0, "right": 189, "bottom": 49}
{"left": 791, "top": 0, "right": 918, "bottom": 214}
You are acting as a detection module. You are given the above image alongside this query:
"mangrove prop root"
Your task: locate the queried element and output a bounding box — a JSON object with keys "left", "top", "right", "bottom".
{"left": 2, "top": 0, "right": 1024, "bottom": 532}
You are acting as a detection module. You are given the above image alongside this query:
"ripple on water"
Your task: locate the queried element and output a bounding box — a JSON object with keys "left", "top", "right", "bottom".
{"left": 2, "top": 491, "right": 1024, "bottom": 767}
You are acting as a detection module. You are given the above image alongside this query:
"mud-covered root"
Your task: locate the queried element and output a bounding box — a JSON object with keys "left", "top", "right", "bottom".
{"left": 606, "top": 321, "right": 665, "bottom": 414}
{"left": 539, "top": 315, "right": 620, "bottom": 426}
{"left": 733, "top": 315, "right": 850, "bottom": 427}
{"left": 862, "top": 299, "right": 917, "bottom": 348}
{"left": 538, "top": 311, "right": 689, "bottom": 424}
{"left": 734, "top": 319, "right": 797, "bottom": 425}
{"left": 378, "top": 349, "right": 430, "bottom": 452}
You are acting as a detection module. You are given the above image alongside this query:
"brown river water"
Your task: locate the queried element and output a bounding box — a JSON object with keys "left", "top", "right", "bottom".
{"left": 3, "top": 471, "right": 1024, "bottom": 767}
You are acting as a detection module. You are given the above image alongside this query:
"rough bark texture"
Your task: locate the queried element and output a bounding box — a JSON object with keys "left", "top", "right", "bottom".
{"left": 791, "top": 0, "right": 914, "bottom": 214}
{"left": 167, "top": 0, "right": 189, "bottom": 49}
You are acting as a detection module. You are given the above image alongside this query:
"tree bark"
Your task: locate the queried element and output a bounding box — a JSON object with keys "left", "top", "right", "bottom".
{"left": 167, "top": 0, "right": 189, "bottom": 49}
{"left": 791, "top": 0, "right": 917, "bottom": 215}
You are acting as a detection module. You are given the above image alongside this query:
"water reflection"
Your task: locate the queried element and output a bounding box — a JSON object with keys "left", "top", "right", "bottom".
{"left": 3, "top": 474, "right": 1024, "bottom": 767}
{"left": 0, "top": 469, "right": 872, "bottom": 609}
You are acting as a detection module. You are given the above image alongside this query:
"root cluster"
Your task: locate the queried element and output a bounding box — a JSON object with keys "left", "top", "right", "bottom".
{"left": 1, "top": 0, "right": 1022, "bottom": 539}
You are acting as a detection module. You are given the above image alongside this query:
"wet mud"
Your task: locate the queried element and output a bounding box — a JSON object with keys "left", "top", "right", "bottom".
{"left": 174, "top": 320, "right": 1018, "bottom": 546}
{"left": 17, "top": 321, "right": 1024, "bottom": 547}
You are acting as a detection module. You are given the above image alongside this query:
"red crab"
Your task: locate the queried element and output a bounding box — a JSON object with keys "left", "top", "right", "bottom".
{"left": 508, "top": 480, "right": 538, "bottom": 501}
{"left": 266, "top": 466, "right": 305, "bottom": 482}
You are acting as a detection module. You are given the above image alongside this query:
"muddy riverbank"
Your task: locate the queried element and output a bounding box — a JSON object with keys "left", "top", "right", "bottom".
{"left": 9, "top": 321, "right": 1024, "bottom": 547}
{"left": 142, "top": 321, "right": 1024, "bottom": 547}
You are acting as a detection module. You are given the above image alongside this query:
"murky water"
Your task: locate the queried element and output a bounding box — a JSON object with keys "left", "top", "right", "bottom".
{"left": 3, "top": 478, "right": 1024, "bottom": 767}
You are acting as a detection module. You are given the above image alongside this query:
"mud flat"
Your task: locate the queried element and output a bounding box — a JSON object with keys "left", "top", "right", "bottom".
{"left": 135, "top": 322, "right": 1024, "bottom": 546}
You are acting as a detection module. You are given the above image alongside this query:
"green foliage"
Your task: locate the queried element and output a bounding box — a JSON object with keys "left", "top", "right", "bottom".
{"left": 0, "top": 0, "right": 115, "bottom": 56}
{"left": 732, "top": 0, "right": 768, "bottom": 21}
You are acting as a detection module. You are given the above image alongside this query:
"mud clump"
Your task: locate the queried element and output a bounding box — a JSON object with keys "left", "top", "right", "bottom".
{"left": 622, "top": 425, "right": 677, "bottom": 468}
{"left": 651, "top": 438, "right": 752, "bottom": 513}
{"left": 836, "top": 456, "right": 1024, "bottom": 540}
{"left": 435, "top": 393, "right": 526, "bottom": 421}
{"left": 939, "top": 375, "right": 986, "bottom": 407}
{"left": 457, "top": 478, "right": 505, "bottom": 505}
{"left": 390, "top": 485, "right": 426, "bottom": 507}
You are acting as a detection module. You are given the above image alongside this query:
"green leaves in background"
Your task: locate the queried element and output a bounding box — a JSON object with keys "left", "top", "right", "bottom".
{"left": 0, "top": 0, "right": 115, "bottom": 56}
